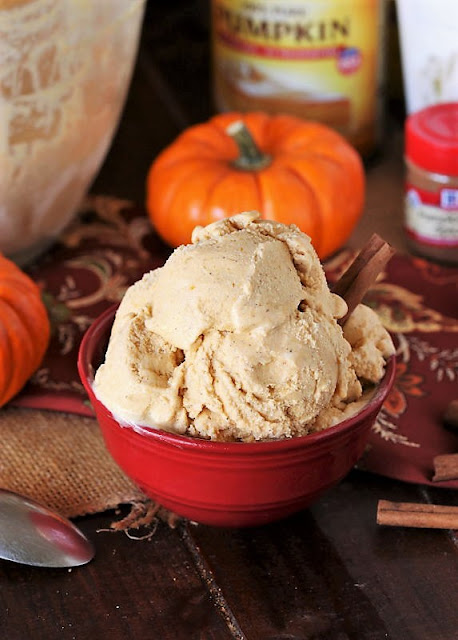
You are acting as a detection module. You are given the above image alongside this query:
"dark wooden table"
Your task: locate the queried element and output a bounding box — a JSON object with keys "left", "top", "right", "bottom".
{"left": 2, "top": 3, "right": 457, "bottom": 639}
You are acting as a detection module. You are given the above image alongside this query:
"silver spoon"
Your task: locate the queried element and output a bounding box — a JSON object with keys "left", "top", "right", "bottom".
{"left": 0, "top": 489, "right": 94, "bottom": 568}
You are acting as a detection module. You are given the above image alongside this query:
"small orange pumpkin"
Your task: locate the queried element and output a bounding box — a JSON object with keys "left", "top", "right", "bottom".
{"left": 0, "top": 254, "right": 50, "bottom": 408}
{"left": 146, "top": 112, "right": 365, "bottom": 259}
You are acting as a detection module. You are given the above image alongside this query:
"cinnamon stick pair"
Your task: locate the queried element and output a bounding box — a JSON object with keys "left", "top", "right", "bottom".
{"left": 377, "top": 454, "right": 458, "bottom": 528}
{"left": 332, "top": 233, "right": 395, "bottom": 326}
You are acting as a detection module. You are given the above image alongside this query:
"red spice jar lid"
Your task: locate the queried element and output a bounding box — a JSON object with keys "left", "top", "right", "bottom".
{"left": 405, "top": 102, "right": 458, "bottom": 176}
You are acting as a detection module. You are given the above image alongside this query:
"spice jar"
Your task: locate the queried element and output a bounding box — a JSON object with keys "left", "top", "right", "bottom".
{"left": 210, "top": 0, "right": 386, "bottom": 157}
{"left": 404, "top": 102, "right": 458, "bottom": 265}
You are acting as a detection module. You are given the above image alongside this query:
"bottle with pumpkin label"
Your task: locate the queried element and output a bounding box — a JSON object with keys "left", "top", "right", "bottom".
{"left": 211, "top": 0, "right": 386, "bottom": 157}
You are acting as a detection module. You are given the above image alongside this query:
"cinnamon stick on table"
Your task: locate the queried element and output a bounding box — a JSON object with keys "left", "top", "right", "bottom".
{"left": 432, "top": 453, "right": 458, "bottom": 482}
{"left": 332, "top": 233, "right": 395, "bottom": 326}
{"left": 377, "top": 500, "right": 458, "bottom": 529}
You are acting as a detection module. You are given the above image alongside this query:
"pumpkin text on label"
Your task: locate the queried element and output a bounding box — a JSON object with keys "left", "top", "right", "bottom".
{"left": 146, "top": 112, "right": 365, "bottom": 259}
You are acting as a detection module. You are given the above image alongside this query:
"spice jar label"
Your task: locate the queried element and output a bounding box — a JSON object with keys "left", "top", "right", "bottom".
{"left": 211, "top": 0, "right": 385, "bottom": 155}
{"left": 405, "top": 185, "right": 458, "bottom": 248}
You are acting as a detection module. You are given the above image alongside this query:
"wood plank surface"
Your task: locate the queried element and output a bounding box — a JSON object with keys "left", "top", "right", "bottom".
{"left": 0, "top": 514, "right": 233, "bottom": 640}
{"left": 187, "top": 471, "right": 458, "bottom": 640}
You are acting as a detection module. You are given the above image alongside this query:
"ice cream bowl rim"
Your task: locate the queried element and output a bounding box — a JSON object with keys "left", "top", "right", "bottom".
{"left": 78, "top": 304, "right": 396, "bottom": 526}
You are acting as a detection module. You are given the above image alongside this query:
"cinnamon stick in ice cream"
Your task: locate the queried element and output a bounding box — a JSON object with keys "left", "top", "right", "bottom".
{"left": 333, "top": 233, "right": 395, "bottom": 326}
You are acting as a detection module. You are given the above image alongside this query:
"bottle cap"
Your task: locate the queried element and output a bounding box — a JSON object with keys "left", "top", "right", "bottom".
{"left": 405, "top": 102, "right": 458, "bottom": 176}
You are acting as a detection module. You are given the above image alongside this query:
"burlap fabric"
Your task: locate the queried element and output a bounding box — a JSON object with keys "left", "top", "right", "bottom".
{"left": 0, "top": 406, "right": 181, "bottom": 529}
{"left": 0, "top": 406, "right": 144, "bottom": 518}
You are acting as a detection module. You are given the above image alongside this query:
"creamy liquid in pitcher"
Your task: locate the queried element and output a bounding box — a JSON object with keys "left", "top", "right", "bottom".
{"left": 0, "top": 0, "right": 144, "bottom": 262}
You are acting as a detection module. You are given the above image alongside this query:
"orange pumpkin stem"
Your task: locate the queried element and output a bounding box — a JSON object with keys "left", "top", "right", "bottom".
{"left": 226, "top": 120, "right": 271, "bottom": 171}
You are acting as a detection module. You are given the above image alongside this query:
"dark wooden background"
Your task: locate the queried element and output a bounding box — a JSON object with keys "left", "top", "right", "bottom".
{"left": 1, "top": 2, "right": 457, "bottom": 639}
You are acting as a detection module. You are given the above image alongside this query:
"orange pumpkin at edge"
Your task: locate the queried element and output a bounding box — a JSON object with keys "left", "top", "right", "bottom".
{"left": 0, "top": 253, "right": 50, "bottom": 408}
{"left": 146, "top": 112, "right": 365, "bottom": 260}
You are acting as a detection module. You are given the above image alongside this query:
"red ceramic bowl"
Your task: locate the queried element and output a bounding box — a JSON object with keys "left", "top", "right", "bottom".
{"left": 78, "top": 305, "right": 395, "bottom": 528}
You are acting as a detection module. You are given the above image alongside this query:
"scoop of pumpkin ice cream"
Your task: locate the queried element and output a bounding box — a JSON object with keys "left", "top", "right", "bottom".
{"left": 93, "top": 212, "right": 394, "bottom": 441}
